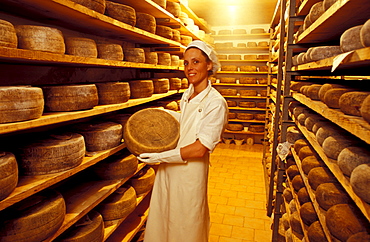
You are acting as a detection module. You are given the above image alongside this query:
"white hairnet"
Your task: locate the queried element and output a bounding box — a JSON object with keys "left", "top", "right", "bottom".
{"left": 185, "top": 40, "right": 220, "bottom": 75}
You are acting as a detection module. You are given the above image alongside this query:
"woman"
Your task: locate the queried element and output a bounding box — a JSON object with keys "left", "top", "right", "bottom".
{"left": 138, "top": 40, "right": 228, "bottom": 242}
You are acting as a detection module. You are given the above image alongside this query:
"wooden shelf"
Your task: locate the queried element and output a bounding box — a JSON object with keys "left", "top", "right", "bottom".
{"left": 270, "top": 0, "right": 281, "bottom": 27}
{"left": 296, "top": 0, "right": 322, "bottom": 16}
{"left": 213, "top": 83, "right": 267, "bottom": 87}
{"left": 218, "top": 59, "right": 269, "bottom": 63}
{"left": 224, "top": 130, "right": 264, "bottom": 135}
{"left": 212, "top": 33, "right": 270, "bottom": 40}
{"left": 223, "top": 95, "right": 267, "bottom": 100}
{"left": 296, "top": 0, "right": 370, "bottom": 44}
{"left": 228, "top": 119, "right": 265, "bottom": 123}
{"left": 216, "top": 47, "right": 269, "bottom": 52}
{"left": 292, "top": 92, "right": 370, "bottom": 145}
{"left": 0, "top": 143, "right": 127, "bottom": 211}
{"left": 0, "top": 91, "right": 183, "bottom": 136}
{"left": 218, "top": 71, "right": 269, "bottom": 75}
{"left": 229, "top": 107, "right": 266, "bottom": 111}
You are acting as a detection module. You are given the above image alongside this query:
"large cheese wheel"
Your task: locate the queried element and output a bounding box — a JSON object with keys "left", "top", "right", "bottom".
{"left": 239, "top": 101, "right": 256, "bottom": 108}
{"left": 219, "top": 78, "right": 236, "bottom": 83}
{"left": 157, "top": 52, "right": 171, "bottom": 66}
{"left": 0, "top": 152, "right": 18, "bottom": 201}
{"left": 124, "top": 48, "right": 145, "bottom": 63}
{"left": 315, "top": 182, "right": 350, "bottom": 210}
{"left": 293, "top": 139, "right": 309, "bottom": 154}
{"left": 218, "top": 29, "right": 231, "bottom": 35}
{"left": 169, "top": 78, "right": 181, "bottom": 90}
{"left": 96, "top": 82, "right": 130, "bottom": 105}
{"left": 105, "top": 1, "right": 136, "bottom": 26}
{"left": 286, "top": 165, "right": 300, "bottom": 180}
{"left": 303, "top": 15, "right": 312, "bottom": 30}
{"left": 0, "top": 19, "right": 17, "bottom": 48}
{"left": 166, "top": 2, "right": 180, "bottom": 17}
{"left": 172, "top": 29, "right": 181, "bottom": 42}
{"left": 97, "top": 43, "right": 123, "bottom": 60}
{"left": 309, "top": 46, "right": 342, "bottom": 62}
{"left": 251, "top": 28, "right": 265, "bottom": 34}
{"left": 339, "top": 91, "right": 370, "bottom": 116}
{"left": 256, "top": 102, "right": 266, "bottom": 108}
{"left": 239, "top": 77, "right": 257, "bottom": 84}
{"left": 152, "top": 0, "right": 166, "bottom": 8}
{"left": 58, "top": 210, "right": 104, "bottom": 242}
{"left": 304, "top": 113, "right": 326, "bottom": 132}
{"left": 244, "top": 55, "right": 257, "bottom": 60}
{"left": 283, "top": 187, "right": 293, "bottom": 202}
{"left": 15, "top": 25, "right": 65, "bottom": 54}
{"left": 135, "top": 12, "right": 156, "bottom": 33}
{"left": 318, "top": 83, "right": 345, "bottom": 102}
{"left": 315, "top": 124, "right": 342, "bottom": 145}
{"left": 322, "top": 135, "right": 359, "bottom": 160}
{"left": 0, "top": 190, "right": 66, "bottom": 242}
{"left": 301, "top": 156, "right": 325, "bottom": 175}
{"left": 228, "top": 54, "right": 241, "bottom": 60}
{"left": 300, "top": 202, "right": 318, "bottom": 226}
{"left": 74, "top": 121, "right": 122, "bottom": 152}
{"left": 42, "top": 84, "right": 98, "bottom": 112}
{"left": 144, "top": 51, "right": 158, "bottom": 65}
{"left": 171, "top": 55, "right": 179, "bottom": 67}
{"left": 124, "top": 108, "right": 179, "bottom": 156}
{"left": 65, "top": 37, "right": 97, "bottom": 58}
{"left": 290, "top": 211, "right": 303, "bottom": 235}
{"left": 239, "top": 90, "right": 257, "bottom": 96}
{"left": 338, "top": 146, "right": 370, "bottom": 176}
{"left": 360, "top": 19, "right": 370, "bottom": 47}
{"left": 297, "top": 187, "right": 310, "bottom": 205}
{"left": 340, "top": 25, "right": 364, "bottom": 52}
{"left": 249, "top": 124, "right": 264, "bottom": 132}
{"left": 307, "top": 221, "right": 328, "bottom": 242}
{"left": 129, "top": 166, "right": 155, "bottom": 195}
{"left": 69, "top": 0, "right": 106, "bottom": 13}
{"left": 312, "top": 121, "right": 330, "bottom": 134}
{"left": 347, "top": 232, "right": 370, "bottom": 242}
{"left": 219, "top": 89, "right": 237, "bottom": 96}
{"left": 240, "top": 66, "right": 257, "bottom": 72}
{"left": 217, "top": 54, "right": 227, "bottom": 60}
{"left": 0, "top": 86, "right": 44, "bottom": 124}
{"left": 221, "top": 65, "right": 238, "bottom": 71}
{"left": 129, "top": 80, "right": 153, "bottom": 98}
{"left": 326, "top": 204, "right": 369, "bottom": 241}
{"left": 93, "top": 149, "right": 138, "bottom": 180}
{"left": 254, "top": 113, "right": 265, "bottom": 121}
{"left": 323, "top": 0, "right": 337, "bottom": 10}
{"left": 237, "top": 113, "right": 254, "bottom": 120}
{"left": 298, "top": 145, "right": 316, "bottom": 161}
{"left": 247, "top": 42, "right": 257, "bottom": 47}
{"left": 226, "top": 123, "right": 244, "bottom": 131}
{"left": 156, "top": 25, "right": 173, "bottom": 39}
{"left": 286, "top": 126, "right": 304, "bottom": 144}
{"left": 350, "top": 163, "right": 370, "bottom": 203}
{"left": 307, "top": 167, "right": 336, "bottom": 190}
{"left": 360, "top": 94, "right": 370, "bottom": 123}
{"left": 306, "top": 84, "right": 322, "bottom": 100}
{"left": 292, "top": 175, "right": 305, "bottom": 191}
{"left": 308, "top": 2, "right": 324, "bottom": 23}
{"left": 152, "top": 78, "right": 169, "bottom": 93}
{"left": 180, "top": 35, "right": 192, "bottom": 46}
{"left": 17, "top": 133, "right": 85, "bottom": 175}
{"left": 227, "top": 100, "right": 237, "bottom": 107}
{"left": 97, "top": 185, "right": 137, "bottom": 221}
{"left": 323, "top": 88, "right": 352, "bottom": 108}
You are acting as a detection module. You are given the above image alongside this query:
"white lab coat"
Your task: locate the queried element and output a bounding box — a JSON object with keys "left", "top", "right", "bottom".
{"left": 144, "top": 81, "right": 228, "bottom": 242}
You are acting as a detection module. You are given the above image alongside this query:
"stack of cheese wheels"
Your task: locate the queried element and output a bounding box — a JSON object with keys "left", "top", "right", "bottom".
{"left": 65, "top": 37, "right": 98, "bottom": 57}
{"left": 0, "top": 19, "right": 17, "bottom": 48}
{"left": 226, "top": 123, "right": 244, "bottom": 131}
{"left": 70, "top": 0, "right": 106, "bottom": 13}
{"left": 181, "top": 78, "right": 189, "bottom": 89}
{"left": 74, "top": 121, "right": 122, "bottom": 152}
{"left": 0, "top": 189, "right": 66, "bottom": 242}
{"left": 221, "top": 65, "right": 238, "bottom": 71}
{"left": 0, "top": 86, "right": 44, "bottom": 124}
{"left": 124, "top": 108, "right": 180, "bottom": 156}
{"left": 129, "top": 166, "right": 155, "bottom": 195}
{"left": 169, "top": 78, "right": 182, "bottom": 90}
{"left": 156, "top": 25, "right": 173, "bottom": 39}
{"left": 152, "top": 0, "right": 166, "bottom": 9}
{"left": 42, "top": 84, "right": 98, "bottom": 112}
{"left": 0, "top": 152, "right": 18, "bottom": 201}
{"left": 171, "top": 55, "right": 180, "bottom": 67}
{"left": 152, "top": 78, "right": 169, "bottom": 93}
{"left": 239, "top": 89, "right": 257, "bottom": 96}
{"left": 17, "top": 132, "right": 85, "bottom": 175}
{"left": 249, "top": 124, "right": 264, "bottom": 132}
{"left": 15, "top": 25, "right": 65, "bottom": 53}
{"left": 129, "top": 80, "right": 153, "bottom": 98}
{"left": 240, "top": 77, "right": 257, "bottom": 84}
{"left": 135, "top": 12, "right": 156, "bottom": 34}
{"left": 219, "top": 89, "right": 237, "bottom": 96}
{"left": 144, "top": 51, "right": 158, "bottom": 64}
{"left": 58, "top": 210, "right": 104, "bottom": 242}
{"left": 97, "top": 185, "right": 137, "bottom": 221}
{"left": 180, "top": 35, "right": 192, "bottom": 46}
{"left": 95, "top": 81, "right": 130, "bottom": 105}
{"left": 97, "top": 43, "right": 124, "bottom": 60}
{"left": 157, "top": 52, "right": 171, "bottom": 66}
{"left": 239, "top": 101, "right": 256, "bottom": 108}
{"left": 124, "top": 48, "right": 145, "bottom": 63}
{"left": 340, "top": 25, "right": 364, "bottom": 52}
{"left": 172, "top": 29, "right": 181, "bottom": 42}
{"left": 240, "top": 66, "right": 257, "bottom": 72}
{"left": 105, "top": 1, "right": 136, "bottom": 26}
{"left": 166, "top": 2, "right": 180, "bottom": 17}
{"left": 93, "top": 149, "right": 138, "bottom": 180}
{"left": 220, "top": 78, "right": 236, "bottom": 83}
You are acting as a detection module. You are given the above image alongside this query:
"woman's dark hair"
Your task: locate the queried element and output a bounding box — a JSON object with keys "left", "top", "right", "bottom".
{"left": 185, "top": 47, "right": 214, "bottom": 75}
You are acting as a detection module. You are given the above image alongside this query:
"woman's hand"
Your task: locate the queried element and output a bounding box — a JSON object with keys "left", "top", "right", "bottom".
{"left": 137, "top": 149, "right": 184, "bottom": 164}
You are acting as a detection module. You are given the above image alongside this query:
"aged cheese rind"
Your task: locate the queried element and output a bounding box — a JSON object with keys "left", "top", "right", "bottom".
{"left": 96, "top": 82, "right": 130, "bottom": 105}
{"left": 0, "top": 19, "right": 17, "bottom": 48}
{"left": 129, "top": 166, "right": 155, "bottom": 195}
{"left": 105, "top": 1, "right": 136, "bottom": 26}
{"left": 136, "top": 12, "right": 156, "bottom": 33}
{"left": 0, "top": 152, "right": 18, "bottom": 201}
{"left": 340, "top": 25, "right": 364, "bottom": 52}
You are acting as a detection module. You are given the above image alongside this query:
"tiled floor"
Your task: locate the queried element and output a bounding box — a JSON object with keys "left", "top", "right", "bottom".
{"left": 208, "top": 143, "right": 272, "bottom": 242}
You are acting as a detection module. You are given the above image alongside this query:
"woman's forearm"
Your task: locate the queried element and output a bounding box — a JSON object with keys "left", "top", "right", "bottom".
{"left": 180, "top": 139, "right": 209, "bottom": 160}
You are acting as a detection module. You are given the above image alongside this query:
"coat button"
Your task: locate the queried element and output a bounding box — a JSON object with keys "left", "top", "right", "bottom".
{"left": 198, "top": 108, "right": 202, "bottom": 112}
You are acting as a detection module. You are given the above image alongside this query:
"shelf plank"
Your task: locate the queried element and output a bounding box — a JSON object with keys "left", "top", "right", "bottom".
{"left": 292, "top": 92, "right": 370, "bottom": 145}
{"left": 212, "top": 33, "right": 270, "bottom": 40}
{"left": 218, "top": 71, "right": 268, "bottom": 75}
{"left": 0, "top": 143, "right": 126, "bottom": 211}
{"left": 215, "top": 47, "right": 269, "bottom": 52}
{"left": 223, "top": 95, "right": 267, "bottom": 100}
{"left": 228, "top": 107, "right": 266, "bottom": 111}
{"left": 228, "top": 119, "right": 265, "bottom": 123}
{"left": 297, "top": 0, "right": 322, "bottom": 16}
{"left": 224, "top": 130, "right": 264, "bottom": 135}
{"left": 218, "top": 59, "right": 269, "bottom": 63}
{"left": 296, "top": 121, "right": 370, "bottom": 222}
{"left": 213, "top": 83, "right": 268, "bottom": 87}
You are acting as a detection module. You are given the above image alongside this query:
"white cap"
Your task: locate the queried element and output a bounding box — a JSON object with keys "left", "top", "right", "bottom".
{"left": 185, "top": 40, "right": 220, "bottom": 75}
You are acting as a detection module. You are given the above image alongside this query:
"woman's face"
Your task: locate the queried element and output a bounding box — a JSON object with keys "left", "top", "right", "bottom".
{"left": 184, "top": 48, "right": 212, "bottom": 86}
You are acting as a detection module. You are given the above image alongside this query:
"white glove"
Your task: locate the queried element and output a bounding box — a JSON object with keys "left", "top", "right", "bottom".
{"left": 137, "top": 149, "right": 184, "bottom": 164}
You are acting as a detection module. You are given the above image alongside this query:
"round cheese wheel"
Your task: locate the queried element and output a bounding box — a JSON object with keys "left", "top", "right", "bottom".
{"left": 166, "top": 2, "right": 180, "bottom": 17}
{"left": 171, "top": 55, "right": 179, "bottom": 67}
{"left": 360, "top": 94, "right": 370, "bottom": 123}
{"left": 308, "top": 2, "right": 324, "bottom": 23}
{"left": 0, "top": 86, "right": 44, "bottom": 124}
{"left": 157, "top": 52, "right": 171, "bottom": 66}
{"left": 340, "top": 25, "right": 364, "bottom": 52}
{"left": 144, "top": 51, "right": 158, "bottom": 65}
{"left": 65, "top": 37, "right": 97, "bottom": 58}
{"left": 251, "top": 28, "right": 265, "bottom": 34}
{"left": 156, "top": 25, "right": 173, "bottom": 39}
{"left": 0, "top": 189, "right": 66, "bottom": 242}
{"left": 42, "top": 84, "right": 98, "bottom": 112}
{"left": 318, "top": 83, "right": 345, "bottom": 102}
{"left": 283, "top": 187, "right": 293, "bottom": 202}
{"left": 258, "top": 66, "right": 269, "bottom": 73}
{"left": 294, "top": 139, "right": 309, "bottom": 154}
{"left": 301, "top": 156, "right": 325, "bottom": 175}
{"left": 258, "top": 41, "right": 268, "bottom": 47}
{"left": 307, "top": 84, "right": 322, "bottom": 100}
{"left": 124, "top": 108, "right": 180, "bottom": 156}
{"left": 347, "top": 232, "right": 370, "bottom": 242}
{"left": 228, "top": 54, "right": 241, "bottom": 60}
{"left": 315, "top": 182, "right": 350, "bottom": 210}
{"left": 239, "top": 77, "right": 257, "bottom": 84}
{"left": 129, "top": 166, "right": 155, "bottom": 195}
{"left": 227, "top": 100, "right": 237, "bottom": 107}
{"left": 315, "top": 124, "right": 342, "bottom": 145}
{"left": 247, "top": 42, "right": 257, "bottom": 47}
{"left": 236, "top": 113, "right": 254, "bottom": 120}
{"left": 221, "top": 65, "right": 238, "bottom": 71}
{"left": 240, "top": 66, "right": 257, "bottom": 72}
{"left": 256, "top": 102, "right": 266, "bottom": 108}
{"left": 360, "top": 18, "right": 370, "bottom": 47}
{"left": 124, "top": 48, "right": 145, "bottom": 63}
{"left": 339, "top": 91, "right": 370, "bottom": 116}
{"left": 244, "top": 55, "right": 258, "bottom": 60}
{"left": 290, "top": 211, "right": 303, "bottom": 235}
{"left": 152, "top": 78, "right": 169, "bottom": 94}
{"left": 307, "top": 167, "right": 336, "bottom": 190}
{"left": 136, "top": 12, "right": 156, "bottom": 33}
{"left": 0, "top": 152, "right": 18, "bottom": 201}
{"left": 15, "top": 25, "right": 65, "bottom": 54}
{"left": 239, "top": 90, "right": 257, "bottom": 96}
{"left": 217, "top": 54, "right": 227, "bottom": 60}
{"left": 307, "top": 221, "right": 328, "bottom": 242}
{"left": 172, "top": 29, "right": 181, "bottom": 42}
{"left": 180, "top": 35, "right": 192, "bottom": 46}
{"left": 303, "top": 15, "right": 312, "bottom": 30}
{"left": 70, "top": 0, "right": 106, "bottom": 13}
{"left": 259, "top": 90, "right": 267, "bottom": 97}
{"left": 96, "top": 81, "right": 130, "bottom": 105}
{"left": 312, "top": 121, "right": 330, "bottom": 134}
{"left": 292, "top": 175, "right": 305, "bottom": 191}
{"left": 286, "top": 165, "right": 300, "bottom": 182}
{"left": 228, "top": 112, "right": 237, "bottom": 119}
{"left": 17, "top": 133, "right": 85, "bottom": 175}
{"left": 152, "top": 0, "right": 166, "bottom": 8}
{"left": 287, "top": 126, "right": 304, "bottom": 144}
{"left": 297, "top": 112, "right": 309, "bottom": 125}
{"left": 226, "top": 123, "right": 244, "bottom": 131}
{"left": 322, "top": 135, "right": 359, "bottom": 160}
{"left": 218, "top": 30, "right": 231, "bottom": 35}
{"left": 300, "top": 202, "right": 318, "bottom": 226}
{"left": 297, "top": 187, "right": 310, "bottom": 205}
{"left": 239, "top": 101, "right": 256, "bottom": 108}
{"left": 97, "top": 185, "right": 137, "bottom": 221}
{"left": 298, "top": 145, "right": 316, "bottom": 161}
{"left": 219, "top": 89, "right": 237, "bottom": 96}
{"left": 304, "top": 113, "right": 325, "bottom": 132}
{"left": 105, "top": 1, "right": 136, "bottom": 26}
{"left": 129, "top": 80, "right": 153, "bottom": 98}
{"left": 249, "top": 124, "right": 264, "bottom": 132}
{"left": 257, "top": 78, "right": 268, "bottom": 84}
{"left": 338, "top": 146, "right": 370, "bottom": 176}
{"left": 169, "top": 78, "right": 181, "bottom": 90}
{"left": 323, "top": 0, "right": 337, "bottom": 10}
{"left": 350, "top": 163, "right": 370, "bottom": 203}
{"left": 219, "top": 78, "right": 236, "bottom": 83}
{"left": 0, "top": 19, "right": 17, "bottom": 48}
{"left": 97, "top": 43, "right": 124, "bottom": 60}
{"left": 254, "top": 113, "right": 265, "bottom": 121}
{"left": 309, "top": 46, "right": 342, "bottom": 61}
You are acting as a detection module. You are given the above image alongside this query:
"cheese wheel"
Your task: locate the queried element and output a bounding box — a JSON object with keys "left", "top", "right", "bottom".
{"left": 169, "top": 78, "right": 181, "bottom": 90}
{"left": 180, "top": 35, "right": 192, "bottom": 46}
{"left": 135, "top": 12, "right": 156, "bottom": 33}
{"left": 249, "top": 124, "right": 264, "bottom": 132}
{"left": 219, "top": 78, "right": 236, "bottom": 84}
{"left": 58, "top": 210, "right": 104, "bottom": 242}
{"left": 244, "top": 55, "right": 257, "bottom": 60}
{"left": 360, "top": 19, "right": 370, "bottom": 47}
{"left": 256, "top": 102, "right": 266, "bottom": 108}
{"left": 292, "top": 175, "right": 305, "bottom": 191}
{"left": 289, "top": 199, "right": 297, "bottom": 214}
{"left": 251, "top": 28, "right": 265, "bottom": 34}
{"left": 326, "top": 204, "right": 369, "bottom": 241}
{"left": 247, "top": 42, "right": 257, "bottom": 47}
{"left": 42, "top": 84, "right": 98, "bottom": 112}
{"left": 301, "top": 156, "right": 325, "bottom": 175}
{"left": 239, "top": 77, "right": 257, "bottom": 84}
{"left": 347, "top": 232, "right": 370, "bottom": 242}
{"left": 124, "top": 48, "right": 145, "bottom": 63}
{"left": 286, "top": 165, "right": 300, "bottom": 180}
{"left": 217, "top": 54, "right": 227, "bottom": 60}
{"left": 340, "top": 91, "right": 370, "bottom": 116}
{"left": 70, "top": 0, "right": 106, "bottom": 13}
{"left": 338, "top": 146, "right": 370, "bottom": 176}
{"left": 144, "top": 51, "right": 158, "bottom": 65}
{"left": 298, "top": 145, "right": 316, "bottom": 161}
{"left": 124, "top": 108, "right": 180, "bottom": 155}
{"left": 322, "top": 135, "right": 359, "bottom": 160}
{"left": 233, "top": 29, "right": 246, "bottom": 35}
{"left": 236, "top": 113, "right": 254, "bottom": 120}
{"left": 0, "top": 19, "right": 17, "bottom": 48}
{"left": 98, "top": 185, "right": 137, "bottom": 221}
{"left": 226, "top": 123, "right": 244, "bottom": 131}
{"left": 308, "top": 167, "right": 336, "bottom": 190}
{"left": 323, "top": 0, "right": 337, "bottom": 10}
{"left": 129, "top": 166, "right": 155, "bottom": 195}
{"left": 287, "top": 126, "right": 304, "bottom": 144}
{"left": 350, "top": 163, "right": 370, "bottom": 203}
{"left": 96, "top": 82, "right": 130, "bottom": 105}
{"left": 258, "top": 41, "right": 268, "bottom": 47}
{"left": 254, "top": 113, "right": 265, "bottom": 121}
{"left": 290, "top": 211, "right": 303, "bottom": 235}
{"left": 240, "top": 66, "right": 257, "bottom": 72}
{"left": 258, "top": 54, "right": 269, "bottom": 60}
{"left": 227, "top": 100, "right": 237, "bottom": 107}
{"left": 157, "top": 52, "right": 171, "bottom": 66}
{"left": 171, "top": 55, "right": 180, "bottom": 67}
{"left": 156, "top": 25, "right": 173, "bottom": 39}
{"left": 308, "top": 2, "right": 324, "bottom": 23}
{"left": 315, "top": 124, "right": 342, "bottom": 145}
{"left": 15, "top": 25, "right": 65, "bottom": 54}
{"left": 315, "top": 182, "right": 350, "bottom": 210}
{"left": 221, "top": 65, "right": 238, "bottom": 71}
{"left": 172, "top": 29, "right": 181, "bottom": 41}
{"left": 0, "top": 152, "right": 18, "bottom": 201}
{"left": 309, "top": 46, "right": 342, "bottom": 61}
{"left": 105, "top": 1, "right": 136, "bottom": 26}
{"left": 300, "top": 202, "right": 318, "bottom": 226}
{"left": 228, "top": 54, "right": 241, "bottom": 60}
{"left": 129, "top": 80, "right": 153, "bottom": 98}
{"left": 0, "top": 86, "right": 44, "bottom": 124}
{"left": 97, "top": 43, "right": 123, "bottom": 60}
{"left": 257, "top": 78, "right": 268, "bottom": 84}
{"left": 306, "top": 84, "right": 322, "bottom": 100}
{"left": 360, "top": 94, "right": 370, "bottom": 123}
{"left": 259, "top": 90, "right": 267, "bottom": 97}
{"left": 65, "top": 37, "right": 97, "bottom": 58}
{"left": 324, "top": 88, "right": 353, "bottom": 108}
{"left": 152, "top": 78, "right": 169, "bottom": 94}
{"left": 166, "top": 2, "right": 180, "bottom": 17}
{"left": 219, "top": 89, "right": 237, "bottom": 96}
{"left": 239, "top": 90, "right": 257, "bottom": 96}
{"left": 304, "top": 113, "right": 325, "bottom": 131}
{"left": 307, "top": 221, "right": 328, "bottom": 242}
{"left": 340, "top": 25, "right": 364, "bottom": 52}
{"left": 239, "top": 101, "right": 256, "bottom": 108}
{"left": 303, "top": 15, "right": 312, "bottom": 30}
{"left": 283, "top": 187, "right": 293, "bottom": 202}
{"left": 297, "top": 187, "right": 310, "bottom": 205}
{"left": 218, "top": 30, "right": 231, "bottom": 35}
{"left": 318, "top": 83, "right": 345, "bottom": 102}
{"left": 293, "top": 139, "right": 309, "bottom": 154}
{"left": 181, "top": 78, "right": 188, "bottom": 89}
{"left": 152, "top": 0, "right": 166, "bottom": 8}
{"left": 258, "top": 66, "right": 268, "bottom": 72}
{"left": 228, "top": 112, "right": 237, "bottom": 119}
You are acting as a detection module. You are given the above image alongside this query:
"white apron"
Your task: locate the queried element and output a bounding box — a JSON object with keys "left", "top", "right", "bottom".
{"left": 144, "top": 90, "right": 210, "bottom": 242}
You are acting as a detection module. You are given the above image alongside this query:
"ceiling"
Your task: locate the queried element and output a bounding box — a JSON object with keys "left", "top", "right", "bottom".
{"left": 187, "top": 0, "right": 279, "bottom": 27}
